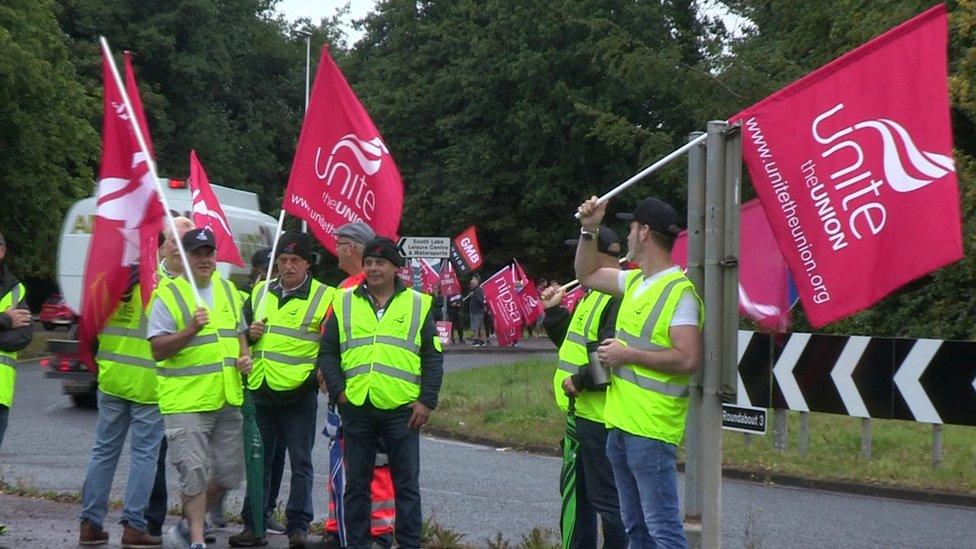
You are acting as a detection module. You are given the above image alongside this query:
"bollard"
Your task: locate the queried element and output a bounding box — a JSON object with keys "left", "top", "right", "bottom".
{"left": 932, "top": 423, "right": 943, "bottom": 470}
{"left": 860, "top": 418, "right": 872, "bottom": 461}
{"left": 798, "top": 411, "right": 809, "bottom": 457}
{"left": 773, "top": 409, "right": 788, "bottom": 452}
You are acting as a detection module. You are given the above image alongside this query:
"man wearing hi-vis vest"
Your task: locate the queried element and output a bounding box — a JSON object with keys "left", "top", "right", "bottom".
{"left": 0, "top": 229, "right": 32, "bottom": 451}
{"left": 318, "top": 237, "right": 443, "bottom": 549}
{"left": 575, "top": 196, "right": 703, "bottom": 549}
{"left": 147, "top": 228, "right": 253, "bottom": 549}
{"left": 78, "top": 265, "right": 165, "bottom": 548}
{"left": 146, "top": 215, "right": 194, "bottom": 540}
{"left": 540, "top": 227, "right": 627, "bottom": 549}
{"left": 229, "top": 232, "right": 334, "bottom": 548}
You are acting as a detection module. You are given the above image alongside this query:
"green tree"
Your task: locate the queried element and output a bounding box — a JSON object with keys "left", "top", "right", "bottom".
{"left": 0, "top": 0, "right": 98, "bottom": 278}
{"left": 344, "top": 0, "right": 726, "bottom": 278}
{"left": 56, "top": 0, "right": 345, "bottom": 212}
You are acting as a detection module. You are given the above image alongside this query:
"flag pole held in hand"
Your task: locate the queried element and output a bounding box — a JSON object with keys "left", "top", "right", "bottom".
{"left": 99, "top": 36, "right": 202, "bottom": 307}
{"left": 573, "top": 133, "right": 707, "bottom": 219}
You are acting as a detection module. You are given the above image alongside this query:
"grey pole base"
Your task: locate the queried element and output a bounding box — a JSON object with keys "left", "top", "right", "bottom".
{"left": 685, "top": 519, "right": 703, "bottom": 549}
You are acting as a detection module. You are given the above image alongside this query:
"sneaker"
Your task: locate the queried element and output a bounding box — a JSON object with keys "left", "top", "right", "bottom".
{"left": 228, "top": 527, "right": 268, "bottom": 547}
{"left": 287, "top": 530, "right": 308, "bottom": 548}
{"left": 265, "top": 515, "right": 286, "bottom": 535}
{"left": 190, "top": 544, "right": 207, "bottom": 549}
{"left": 164, "top": 520, "right": 191, "bottom": 549}
{"left": 121, "top": 524, "right": 161, "bottom": 548}
{"left": 79, "top": 519, "right": 109, "bottom": 545}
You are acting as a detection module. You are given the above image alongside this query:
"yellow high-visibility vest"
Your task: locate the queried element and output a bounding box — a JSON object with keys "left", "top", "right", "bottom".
{"left": 553, "top": 290, "right": 611, "bottom": 423}
{"left": 603, "top": 269, "right": 703, "bottom": 445}
{"left": 0, "top": 283, "right": 25, "bottom": 408}
{"left": 96, "top": 284, "right": 157, "bottom": 404}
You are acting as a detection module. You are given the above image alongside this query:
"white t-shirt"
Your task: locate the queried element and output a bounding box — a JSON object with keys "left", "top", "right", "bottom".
{"left": 617, "top": 267, "right": 699, "bottom": 327}
{"left": 147, "top": 282, "right": 246, "bottom": 339}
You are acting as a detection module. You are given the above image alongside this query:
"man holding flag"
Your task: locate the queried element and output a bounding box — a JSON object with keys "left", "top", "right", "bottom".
{"left": 148, "top": 229, "right": 251, "bottom": 549}
{"left": 540, "top": 228, "right": 627, "bottom": 549}
{"left": 76, "top": 48, "right": 166, "bottom": 548}
{"left": 575, "top": 196, "right": 703, "bottom": 548}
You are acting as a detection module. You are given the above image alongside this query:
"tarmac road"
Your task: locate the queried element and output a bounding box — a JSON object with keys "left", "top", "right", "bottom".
{"left": 3, "top": 355, "right": 976, "bottom": 547}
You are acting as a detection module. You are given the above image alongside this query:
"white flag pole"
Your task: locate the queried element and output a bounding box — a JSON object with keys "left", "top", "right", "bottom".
{"left": 574, "top": 133, "right": 707, "bottom": 218}
{"left": 558, "top": 257, "right": 629, "bottom": 293}
{"left": 256, "top": 210, "right": 286, "bottom": 320}
{"left": 99, "top": 37, "right": 202, "bottom": 307}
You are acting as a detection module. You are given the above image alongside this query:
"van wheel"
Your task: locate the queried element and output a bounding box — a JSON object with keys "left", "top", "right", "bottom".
{"left": 71, "top": 394, "right": 97, "bottom": 409}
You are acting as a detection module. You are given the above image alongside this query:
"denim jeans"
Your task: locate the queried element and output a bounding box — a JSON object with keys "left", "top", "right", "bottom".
{"left": 573, "top": 418, "right": 628, "bottom": 548}
{"left": 79, "top": 391, "right": 164, "bottom": 532}
{"left": 241, "top": 389, "right": 318, "bottom": 534}
{"left": 341, "top": 399, "right": 421, "bottom": 549}
{"left": 605, "top": 429, "right": 686, "bottom": 549}
{"left": 0, "top": 404, "right": 8, "bottom": 450}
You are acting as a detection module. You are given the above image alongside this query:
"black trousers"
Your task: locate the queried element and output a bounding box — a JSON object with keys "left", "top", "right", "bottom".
{"left": 341, "top": 400, "right": 421, "bottom": 549}
{"left": 571, "top": 416, "right": 628, "bottom": 548}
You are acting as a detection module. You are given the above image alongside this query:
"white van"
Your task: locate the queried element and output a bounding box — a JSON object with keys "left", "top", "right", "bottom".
{"left": 47, "top": 178, "right": 279, "bottom": 407}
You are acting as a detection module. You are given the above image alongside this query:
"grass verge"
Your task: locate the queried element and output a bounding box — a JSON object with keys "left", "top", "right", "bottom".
{"left": 427, "top": 360, "right": 976, "bottom": 495}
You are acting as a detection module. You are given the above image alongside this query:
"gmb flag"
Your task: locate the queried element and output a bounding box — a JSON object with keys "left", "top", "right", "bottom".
{"left": 283, "top": 45, "right": 404, "bottom": 254}
{"left": 730, "top": 4, "right": 961, "bottom": 327}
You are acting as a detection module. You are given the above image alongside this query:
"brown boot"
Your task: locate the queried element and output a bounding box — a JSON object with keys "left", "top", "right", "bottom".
{"left": 121, "top": 523, "right": 162, "bottom": 548}
{"left": 79, "top": 519, "right": 109, "bottom": 545}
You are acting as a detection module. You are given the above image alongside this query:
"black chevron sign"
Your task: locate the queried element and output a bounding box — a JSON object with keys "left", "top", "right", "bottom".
{"left": 736, "top": 331, "right": 976, "bottom": 427}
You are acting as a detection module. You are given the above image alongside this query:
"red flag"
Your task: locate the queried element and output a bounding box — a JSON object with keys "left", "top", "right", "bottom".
{"left": 396, "top": 265, "right": 413, "bottom": 288}
{"left": 672, "top": 199, "right": 792, "bottom": 331}
{"left": 730, "top": 5, "right": 961, "bottom": 327}
{"left": 78, "top": 50, "right": 164, "bottom": 367}
{"left": 482, "top": 266, "right": 523, "bottom": 347}
{"left": 512, "top": 261, "right": 543, "bottom": 325}
{"left": 452, "top": 226, "right": 483, "bottom": 271}
{"left": 439, "top": 260, "right": 462, "bottom": 297}
{"left": 419, "top": 259, "right": 440, "bottom": 295}
{"left": 561, "top": 286, "right": 585, "bottom": 313}
{"left": 188, "top": 150, "right": 244, "bottom": 267}
{"left": 282, "top": 46, "right": 403, "bottom": 254}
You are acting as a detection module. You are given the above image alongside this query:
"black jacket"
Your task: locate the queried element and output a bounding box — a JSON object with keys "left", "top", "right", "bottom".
{"left": 0, "top": 261, "right": 33, "bottom": 353}
{"left": 318, "top": 279, "right": 444, "bottom": 410}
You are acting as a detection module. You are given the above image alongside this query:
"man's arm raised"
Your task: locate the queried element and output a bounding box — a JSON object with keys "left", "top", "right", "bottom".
{"left": 574, "top": 196, "right": 622, "bottom": 297}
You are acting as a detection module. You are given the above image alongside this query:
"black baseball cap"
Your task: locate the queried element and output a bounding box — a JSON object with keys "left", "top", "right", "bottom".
{"left": 565, "top": 225, "right": 622, "bottom": 257}
{"left": 362, "top": 237, "right": 405, "bottom": 267}
{"left": 182, "top": 228, "right": 216, "bottom": 252}
{"left": 616, "top": 197, "right": 682, "bottom": 237}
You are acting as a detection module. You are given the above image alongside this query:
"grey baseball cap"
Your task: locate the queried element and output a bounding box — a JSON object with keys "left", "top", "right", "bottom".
{"left": 335, "top": 222, "right": 376, "bottom": 246}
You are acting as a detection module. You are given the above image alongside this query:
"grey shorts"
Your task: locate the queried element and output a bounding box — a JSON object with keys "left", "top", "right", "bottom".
{"left": 470, "top": 313, "right": 485, "bottom": 332}
{"left": 164, "top": 405, "right": 244, "bottom": 497}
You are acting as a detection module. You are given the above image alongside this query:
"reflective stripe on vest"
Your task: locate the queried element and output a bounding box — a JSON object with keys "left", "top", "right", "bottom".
{"left": 336, "top": 287, "right": 430, "bottom": 409}
{"left": 249, "top": 280, "right": 333, "bottom": 391}
{"left": 0, "top": 283, "right": 24, "bottom": 407}
{"left": 96, "top": 286, "right": 159, "bottom": 403}
{"left": 154, "top": 274, "right": 243, "bottom": 413}
{"left": 553, "top": 291, "right": 611, "bottom": 421}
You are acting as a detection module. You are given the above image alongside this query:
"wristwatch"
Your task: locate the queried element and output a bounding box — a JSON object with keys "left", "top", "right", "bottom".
{"left": 580, "top": 226, "right": 600, "bottom": 240}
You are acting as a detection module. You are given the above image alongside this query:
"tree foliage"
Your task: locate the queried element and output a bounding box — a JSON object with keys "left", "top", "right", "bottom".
{"left": 2, "top": 0, "right": 974, "bottom": 337}
{"left": 0, "top": 0, "right": 98, "bottom": 278}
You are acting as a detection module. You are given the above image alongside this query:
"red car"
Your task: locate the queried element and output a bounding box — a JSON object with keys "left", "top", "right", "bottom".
{"left": 39, "top": 294, "right": 77, "bottom": 330}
